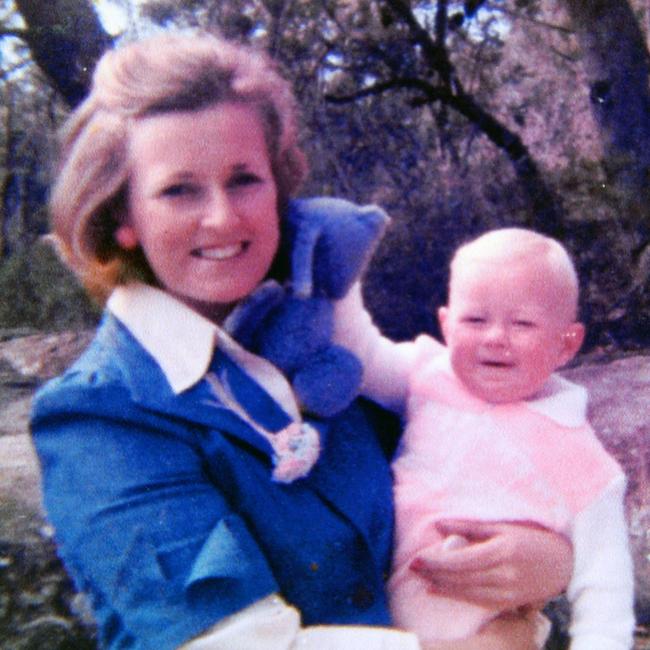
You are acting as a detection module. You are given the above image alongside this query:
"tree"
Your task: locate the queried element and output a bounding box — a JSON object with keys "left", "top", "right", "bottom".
{"left": 563, "top": 0, "right": 650, "bottom": 195}
{"left": 561, "top": 0, "right": 650, "bottom": 266}
{"left": 324, "top": 0, "right": 566, "bottom": 238}
{"left": 12, "top": 0, "right": 112, "bottom": 107}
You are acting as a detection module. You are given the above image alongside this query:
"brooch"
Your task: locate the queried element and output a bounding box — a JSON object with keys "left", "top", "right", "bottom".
{"left": 206, "top": 371, "right": 320, "bottom": 484}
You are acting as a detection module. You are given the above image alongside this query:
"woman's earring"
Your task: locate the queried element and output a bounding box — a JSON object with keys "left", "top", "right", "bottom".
{"left": 115, "top": 225, "right": 139, "bottom": 250}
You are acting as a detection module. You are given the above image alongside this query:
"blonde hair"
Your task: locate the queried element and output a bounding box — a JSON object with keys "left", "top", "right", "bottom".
{"left": 49, "top": 31, "right": 308, "bottom": 301}
{"left": 450, "top": 228, "right": 580, "bottom": 319}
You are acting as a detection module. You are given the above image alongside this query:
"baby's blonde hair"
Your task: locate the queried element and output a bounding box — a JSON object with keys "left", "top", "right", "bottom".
{"left": 450, "top": 228, "right": 580, "bottom": 320}
{"left": 50, "top": 31, "right": 307, "bottom": 302}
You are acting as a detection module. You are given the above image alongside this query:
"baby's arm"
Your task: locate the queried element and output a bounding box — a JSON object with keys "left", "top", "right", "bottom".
{"left": 333, "top": 282, "right": 423, "bottom": 413}
{"left": 567, "top": 476, "right": 635, "bottom": 650}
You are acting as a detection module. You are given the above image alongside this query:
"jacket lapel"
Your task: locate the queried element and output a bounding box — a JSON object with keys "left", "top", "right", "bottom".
{"left": 97, "top": 314, "right": 276, "bottom": 459}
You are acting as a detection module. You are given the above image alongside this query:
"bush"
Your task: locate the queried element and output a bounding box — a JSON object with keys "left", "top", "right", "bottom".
{"left": 0, "top": 240, "right": 99, "bottom": 332}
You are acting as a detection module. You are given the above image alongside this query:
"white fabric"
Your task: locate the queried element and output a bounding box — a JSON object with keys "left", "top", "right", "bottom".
{"left": 526, "top": 374, "right": 588, "bottom": 428}
{"left": 180, "top": 595, "right": 420, "bottom": 650}
{"left": 108, "top": 282, "right": 216, "bottom": 393}
{"left": 333, "top": 283, "right": 635, "bottom": 649}
{"left": 567, "top": 478, "right": 635, "bottom": 650}
{"left": 333, "top": 282, "right": 415, "bottom": 414}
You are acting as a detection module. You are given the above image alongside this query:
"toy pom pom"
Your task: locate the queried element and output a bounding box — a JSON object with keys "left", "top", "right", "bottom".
{"left": 258, "top": 297, "right": 333, "bottom": 373}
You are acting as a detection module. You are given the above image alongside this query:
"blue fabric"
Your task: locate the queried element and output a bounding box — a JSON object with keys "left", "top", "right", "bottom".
{"left": 31, "top": 314, "right": 399, "bottom": 649}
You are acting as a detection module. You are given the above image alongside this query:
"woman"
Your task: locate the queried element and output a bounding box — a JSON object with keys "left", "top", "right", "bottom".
{"left": 31, "top": 31, "right": 572, "bottom": 650}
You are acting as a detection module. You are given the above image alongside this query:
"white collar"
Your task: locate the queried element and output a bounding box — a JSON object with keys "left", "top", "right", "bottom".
{"left": 108, "top": 283, "right": 317, "bottom": 483}
{"left": 107, "top": 283, "right": 300, "bottom": 420}
{"left": 527, "top": 373, "right": 588, "bottom": 428}
{"left": 108, "top": 283, "right": 218, "bottom": 394}
{"left": 436, "top": 352, "right": 588, "bottom": 428}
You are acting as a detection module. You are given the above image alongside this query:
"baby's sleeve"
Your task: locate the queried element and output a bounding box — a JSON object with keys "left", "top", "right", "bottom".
{"left": 566, "top": 474, "right": 635, "bottom": 650}
{"left": 333, "top": 282, "right": 418, "bottom": 413}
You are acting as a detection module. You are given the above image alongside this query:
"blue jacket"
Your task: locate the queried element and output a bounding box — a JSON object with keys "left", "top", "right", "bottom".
{"left": 31, "top": 313, "right": 400, "bottom": 649}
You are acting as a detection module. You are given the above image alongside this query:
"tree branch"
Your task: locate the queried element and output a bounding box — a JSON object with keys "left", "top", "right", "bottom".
{"left": 325, "top": 77, "right": 447, "bottom": 103}
{"left": 434, "top": 0, "right": 448, "bottom": 49}
{"left": 384, "top": 0, "right": 451, "bottom": 78}
{"left": 0, "top": 27, "right": 29, "bottom": 40}
{"left": 326, "top": 72, "right": 565, "bottom": 237}
{"left": 498, "top": 6, "right": 574, "bottom": 35}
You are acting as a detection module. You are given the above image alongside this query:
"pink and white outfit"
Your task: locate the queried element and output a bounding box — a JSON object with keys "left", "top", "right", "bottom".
{"left": 334, "top": 285, "right": 635, "bottom": 650}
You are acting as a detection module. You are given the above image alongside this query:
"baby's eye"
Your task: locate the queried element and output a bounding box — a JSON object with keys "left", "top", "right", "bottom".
{"left": 462, "top": 316, "right": 486, "bottom": 324}
{"left": 513, "top": 319, "right": 535, "bottom": 328}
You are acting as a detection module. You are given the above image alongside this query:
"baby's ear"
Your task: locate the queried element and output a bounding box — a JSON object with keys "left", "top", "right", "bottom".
{"left": 437, "top": 306, "right": 450, "bottom": 345}
{"left": 559, "top": 322, "right": 585, "bottom": 365}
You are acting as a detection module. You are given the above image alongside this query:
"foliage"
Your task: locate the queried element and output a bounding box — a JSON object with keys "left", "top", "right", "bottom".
{"left": 0, "top": 237, "right": 99, "bottom": 331}
{"left": 0, "top": 525, "right": 97, "bottom": 648}
{"left": 554, "top": 162, "right": 650, "bottom": 352}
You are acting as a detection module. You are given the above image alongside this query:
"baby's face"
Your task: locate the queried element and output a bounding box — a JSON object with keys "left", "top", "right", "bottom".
{"left": 439, "top": 258, "right": 583, "bottom": 403}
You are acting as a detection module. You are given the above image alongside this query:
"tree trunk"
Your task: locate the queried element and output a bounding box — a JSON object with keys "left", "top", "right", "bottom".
{"left": 14, "top": 0, "right": 112, "bottom": 107}
{"left": 563, "top": 0, "right": 650, "bottom": 246}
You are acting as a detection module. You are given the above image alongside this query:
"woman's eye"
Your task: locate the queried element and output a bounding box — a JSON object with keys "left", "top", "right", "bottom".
{"left": 229, "top": 172, "right": 262, "bottom": 188}
{"left": 463, "top": 316, "right": 485, "bottom": 324}
{"left": 161, "top": 183, "right": 198, "bottom": 198}
{"left": 514, "top": 320, "right": 535, "bottom": 328}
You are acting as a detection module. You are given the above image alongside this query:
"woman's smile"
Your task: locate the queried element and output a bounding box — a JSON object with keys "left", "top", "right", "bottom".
{"left": 190, "top": 242, "right": 250, "bottom": 260}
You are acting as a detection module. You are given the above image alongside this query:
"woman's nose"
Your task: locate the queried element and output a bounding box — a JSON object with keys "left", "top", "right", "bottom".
{"left": 202, "top": 189, "right": 239, "bottom": 227}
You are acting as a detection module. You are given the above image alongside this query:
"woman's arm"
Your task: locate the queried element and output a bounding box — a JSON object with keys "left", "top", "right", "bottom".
{"left": 32, "top": 381, "right": 276, "bottom": 649}
{"left": 409, "top": 520, "right": 573, "bottom": 610}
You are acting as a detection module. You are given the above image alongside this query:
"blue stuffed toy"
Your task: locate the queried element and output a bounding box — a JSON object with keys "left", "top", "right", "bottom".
{"left": 225, "top": 197, "right": 389, "bottom": 418}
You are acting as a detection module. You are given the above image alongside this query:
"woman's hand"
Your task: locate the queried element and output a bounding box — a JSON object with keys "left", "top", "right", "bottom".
{"left": 410, "top": 519, "right": 573, "bottom": 610}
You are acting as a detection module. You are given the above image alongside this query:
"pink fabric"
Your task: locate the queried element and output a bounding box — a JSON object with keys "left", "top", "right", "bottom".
{"left": 389, "top": 336, "right": 622, "bottom": 643}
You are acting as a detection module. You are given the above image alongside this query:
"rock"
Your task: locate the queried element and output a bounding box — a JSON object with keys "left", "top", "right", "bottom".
{"left": 0, "top": 435, "right": 44, "bottom": 524}
{"left": 0, "top": 397, "right": 33, "bottom": 436}
{"left": 562, "top": 355, "right": 650, "bottom": 625}
{"left": 0, "top": 532, "right": 97, "bottom": 649}
{"left": 0, "top": 329, "right": 97, "bottom": 649}
{"left": 0, "top": 330, "right": 94, "bottom": 381}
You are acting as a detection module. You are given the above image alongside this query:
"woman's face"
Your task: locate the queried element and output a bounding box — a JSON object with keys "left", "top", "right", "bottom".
{"left": 117, "top": 101, "right": 280, "bottom": 321}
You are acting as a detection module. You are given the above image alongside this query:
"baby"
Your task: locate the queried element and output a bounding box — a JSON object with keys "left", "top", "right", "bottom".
{"left": 335, "top": 228, "right": 634, "bottom": 650}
